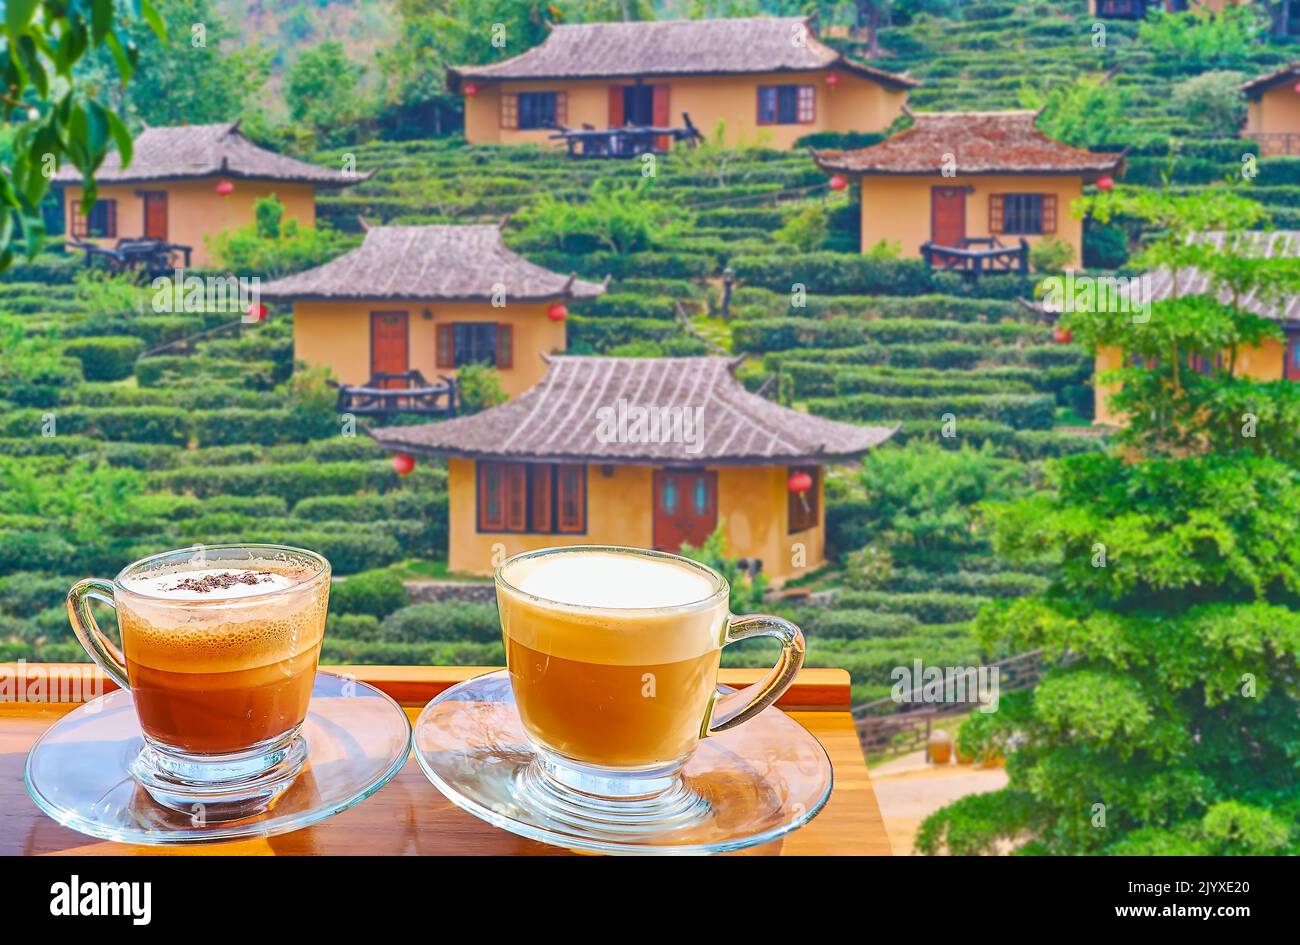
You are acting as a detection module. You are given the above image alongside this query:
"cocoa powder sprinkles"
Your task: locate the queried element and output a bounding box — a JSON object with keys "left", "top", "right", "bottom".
{"left": 168, "top": 570, "right": 276, "bottom": 594}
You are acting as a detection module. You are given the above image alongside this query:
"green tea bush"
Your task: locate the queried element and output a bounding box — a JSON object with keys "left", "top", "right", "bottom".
{"left": 378, "top": 602, "right": 500, "bottom": 644}
{"left": 330, "top": 571, "right": 410, "bottom": 619}
{"left": 60, "top": 336, "right": 145, "bottom": 382}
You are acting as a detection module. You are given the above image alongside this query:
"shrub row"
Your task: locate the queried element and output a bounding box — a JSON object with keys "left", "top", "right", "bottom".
{"left": 808, "top": 391, "right": 1057, "bottom": 430}
{"left": 733, "top": 316, "right": 1049, "bottom": 352}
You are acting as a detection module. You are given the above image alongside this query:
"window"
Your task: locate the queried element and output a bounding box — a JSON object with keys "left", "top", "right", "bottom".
{"left": 623, "top": 86, "right": 654, "bottom": 126}
{"left": 787, "top": 466, "right": 819, "bottom": 534}
{"left": 513, "top": 91, "right": 565, "bottom": 130}
{"left": 477, "top": 462, "right": 586, "bottom": 533}
{"left": 436, "top": 323, "right": 513, "bottom": 370}
{"left": 989, "top": 193, "right": 1056, "bottom": 236}
{"left": 70, "top": 199, "right": 116, "bottom": 239}
{"left": 757, "top": 85, "right": 815, "bottom": 126}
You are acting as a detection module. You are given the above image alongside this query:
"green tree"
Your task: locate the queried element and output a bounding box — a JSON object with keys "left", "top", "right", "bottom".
{"left": 1169, "top": 71, "right": 1247, "bottom": 138}
{"left": 917, "top": 186, "right": 1300, "bottom": 856}
{"left": 85, "top": 0, "right": 270, "bottom": 127}
{"left": 1023, "top": 76, "right": 1131, "bottom": 149}
{"left": 1, "top": 0, "right": 164, "bottom": 269}
{"left": 286, "top": 41, "right": 368, "bottom": 147}
{"left": 1137, "top": 6, "right": 1265, "bottom": 71}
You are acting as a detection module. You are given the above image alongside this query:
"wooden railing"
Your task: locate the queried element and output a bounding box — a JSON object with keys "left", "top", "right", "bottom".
{"left": 853, "top": 649, "right": 1061, "bottom": 760}
{"left": 549, "top": 112, "right": 704, "bottom": 158}
{"left": 1250, "top": 132, "right": 1300, "bottom": 157}
{"left": 334, "top": 370, "right": 458, "bottom": 417}
{"left": 921, "top": 238, "right": 1029, "bottom": 276}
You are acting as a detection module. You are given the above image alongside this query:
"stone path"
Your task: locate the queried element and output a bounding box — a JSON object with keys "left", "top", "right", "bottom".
{"left": 871, "top": 750, "right": 1009, "bottom": 855}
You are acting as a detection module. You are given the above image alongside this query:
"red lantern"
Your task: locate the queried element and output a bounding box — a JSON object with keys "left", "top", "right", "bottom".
{"left": 787, "top": 470, "right": 813, "bottom": 494}
{"left": 216, "top": 179, "right": 234, "bottom": 196}
{"left": 547, "top": 302, "right": 568, "bottom": 322}
{"left": 1053, "top": 325, "right": 1073, "bottom": 345}
{"left": 1294, "top": 81, "right": 1300, "bottom": 94}
{"left": 829, "top": 175, "right": 848, "bottom": 192}
{"left": 245, "top": 301, "right": 268, "bottom": 323}
{"left": 392, "top": 453, "right": 415, "bottom": 476}
{"left": 463, "top": 82, "right": 479, "bottom": 97}
{"left": 825, "top": 72, "right": 841, "bottom": 87}
{"left": 1095, "top": 176, "right": 1114, "bottom": 192}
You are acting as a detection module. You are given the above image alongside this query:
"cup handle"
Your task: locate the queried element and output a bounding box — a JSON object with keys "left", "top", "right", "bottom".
{"left": 67, "top": 578, "right": 131, "bottom": 690}
{"left": 705, "top": 613, "right": 805, "bottom": 735}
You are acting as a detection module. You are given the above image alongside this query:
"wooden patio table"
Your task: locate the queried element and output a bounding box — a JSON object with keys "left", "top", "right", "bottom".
{"left": 0, "top": 663, "right": 892, "bottom": 856}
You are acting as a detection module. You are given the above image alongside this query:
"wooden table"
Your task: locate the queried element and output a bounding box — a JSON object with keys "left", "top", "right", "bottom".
{"left": 0, "top": 664, "right": 892, "bottom": 856}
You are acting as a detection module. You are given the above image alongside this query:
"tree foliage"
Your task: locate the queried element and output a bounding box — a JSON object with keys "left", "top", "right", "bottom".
{"left": 1, "top": 0, "right": 164, "bottom": 268}
{"left": 919, "top": 187, "right": 1300, "bottom": 855}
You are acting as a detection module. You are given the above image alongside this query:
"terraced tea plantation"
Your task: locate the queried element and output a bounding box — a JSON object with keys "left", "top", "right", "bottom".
{"left": 4, "top": 0, "right": 1296, "bottom": 708}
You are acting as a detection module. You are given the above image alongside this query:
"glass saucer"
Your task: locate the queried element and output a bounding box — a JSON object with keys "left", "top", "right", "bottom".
{"left": 25, "top": 671, "right": 411, "bottom": 845}
{"left": 412, "top": 670, "right": 833, "bottom": 855}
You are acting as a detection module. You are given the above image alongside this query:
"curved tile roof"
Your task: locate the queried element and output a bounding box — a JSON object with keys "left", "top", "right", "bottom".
{"left": 370, "top": 355, "right": 897, "bottom": 465}
{"left": 815, "top": 110, "right": 1125, "bottom": 177}
{"left": 261, "top": 225, "right": 605, "bottom": 302}
{"left": 450, "top": 16, "right": 918, "bottom": 89}
{"left": 52, "top": 122, "right": 366, "bottom": 187}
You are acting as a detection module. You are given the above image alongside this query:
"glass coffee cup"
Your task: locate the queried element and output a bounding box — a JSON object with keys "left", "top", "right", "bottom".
{"left": 496, "top": 545, "right": 805, "bottom": 824}
{"left": 66, "top": 544, "right": 330, "bottom": 819}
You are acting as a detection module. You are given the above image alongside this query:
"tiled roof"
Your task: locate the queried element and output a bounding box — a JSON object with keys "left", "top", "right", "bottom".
{"left": 260, "top": 225, "right": 605, "bottom": 302}
{"left": 370, "top": 356, "right": 897, "bottom": 464}
{"left": 1241, "top": 62, "right": 1300, "bottom": 97}
{"left": 52, "top": 122, "right": 366, "bottom": 186}
{"left": 814, "top": 110, "right": 1125, "bottom": 177}
{"left": 1037, "top": 231, "right": 1300, "bottom": 324}
{"left": 450, "top": 17, "right": 918, "bottom": 89}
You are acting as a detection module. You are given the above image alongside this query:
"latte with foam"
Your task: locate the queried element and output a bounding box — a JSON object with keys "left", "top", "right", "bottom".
{"left": 497, "top": 549, "right": 728, "bottom": 768}
{"left": 117, "top": 561, "right": 328, "bottom": 755}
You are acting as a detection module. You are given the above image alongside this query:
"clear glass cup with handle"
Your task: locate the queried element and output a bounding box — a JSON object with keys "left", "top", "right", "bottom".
{"left": 495, "top": 544, "right": 805, "bottom": 826}
{"left": 65, "top": 543, "right": 331, "bottom": 819}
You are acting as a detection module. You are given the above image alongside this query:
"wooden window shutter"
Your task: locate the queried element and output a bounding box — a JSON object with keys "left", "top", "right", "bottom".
{"left": 505, "top": 464, "right": 527, "bottom": 531}
{"left": 530, "top": 464, "right": 553, "bottom": 533}
{"left": 988, "top": 194, "right": 1005, "bottom": 234}
{"left": 106, "top": 200, "right": 117, "bottom": 238}
{"left": 556, "top": 464, "right": 586, "bottom": 533}
{"left": 500, "top": 93, "right": 518, "bottom": 129}
{"left": 70, "top": 201, "right": 86, "bottom": 239}
{"left": 495, "top": 323, "right": 513, "bottom": 369}
{"left": 1041, "top": 194, "right": 1057, "bottom": 234}
{"left": 554, "top": 91, "right": 567, "bottom": 126}
{"left": 478, "top": 462, "right": 505, "bottom": 531}
{"left": 798, "top": 85, "right": 816, "bottom": 124}
{"left": 436, "top": 323, "right": 455, "bottom": 369}
{"left": 652, "top": 84, "right": 671, "bottom": 126}
{"left": 608, "top": 86, "right": 624, "bottom": 127}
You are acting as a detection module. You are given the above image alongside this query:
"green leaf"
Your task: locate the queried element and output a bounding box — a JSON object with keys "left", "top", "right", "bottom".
{"left": 5, "top": 0, "right": 39, "bottom": 36}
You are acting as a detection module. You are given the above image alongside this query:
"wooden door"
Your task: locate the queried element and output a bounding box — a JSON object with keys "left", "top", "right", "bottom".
{"left": 931, "top": 186, "right": 966, "bottom": 249}
{"left": 370, "top": 311, "right": 409, "bottom": 388}
{"left": 142, "top": 191, "right": 168, "bottom": 241}
{"left": 1287, "top": 332, "right": 1300, "bottom": 382}
{"left": 652, "top": 469, "right": 717, "bottom": 552}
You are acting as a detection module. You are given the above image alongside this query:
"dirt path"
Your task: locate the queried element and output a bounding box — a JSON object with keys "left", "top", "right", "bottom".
{"left": 871, "top": 751, "right": 1008, "bottom": 855}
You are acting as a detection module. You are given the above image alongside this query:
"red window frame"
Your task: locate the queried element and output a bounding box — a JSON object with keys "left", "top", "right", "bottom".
{"left": 477, "top": 462, "right": 586, "bottom": 534}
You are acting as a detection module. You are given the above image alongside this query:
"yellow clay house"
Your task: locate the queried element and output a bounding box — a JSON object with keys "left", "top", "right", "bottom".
{"left": 52, "top": 122, "right": 367, "bottom": 268}
{"left": 1243, "top": 63, "right": 1300, "bottom": 156}
{"left": 370, "top": 356, "right": 896, "bottom": 582}
{"left": 815, "top": 110, "right": 1125, "bottom": 269}
{"left": 449, "top": 16, "right": 918, "bottom": 150}
{"left": 1056, "top": 231, "right": 1300, "bottom": 426}
{"left": 261, "top": 224, "right": 605, "bottom": 399}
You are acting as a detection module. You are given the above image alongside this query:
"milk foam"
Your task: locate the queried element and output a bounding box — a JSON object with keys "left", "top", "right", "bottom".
{"left": 122, "top": 567, "right": 298, "bottom": 601}
{"left": 509, "top": 552, "right": 717, "bottom": 610}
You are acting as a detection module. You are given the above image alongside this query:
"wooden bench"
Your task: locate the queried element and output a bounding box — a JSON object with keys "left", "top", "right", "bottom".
{"left": 921, "top": 237, "right": 1029, "bottom": 276}
{"left": 0, "top": 663, "right": 892, "bottom": 856}
{"left": 71, "top": 237, "right": 193, "bottom": 277}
